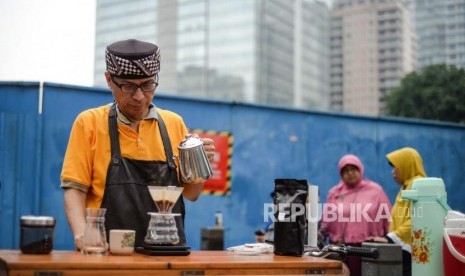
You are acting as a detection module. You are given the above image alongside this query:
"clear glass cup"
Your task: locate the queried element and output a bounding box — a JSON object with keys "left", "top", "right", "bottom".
{"left": 81, "top": 208, "right": 108, "bottom": 255}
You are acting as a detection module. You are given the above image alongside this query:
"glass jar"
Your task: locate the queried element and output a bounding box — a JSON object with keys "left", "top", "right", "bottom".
{"left": 20, "top": 216, "right": 55, "bottom": 254}
{"left": 81, "top": 208, "right": 108, "bottom": 255}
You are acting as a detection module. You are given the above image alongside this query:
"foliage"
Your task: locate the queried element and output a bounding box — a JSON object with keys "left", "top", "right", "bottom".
{"left": 385, "top": 64, "right": 465, "bottom": 124}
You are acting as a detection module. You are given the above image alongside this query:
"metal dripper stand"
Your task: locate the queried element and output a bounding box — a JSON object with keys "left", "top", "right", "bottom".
{"left": 137, "top": 186, "right": 191, "bottom": 256}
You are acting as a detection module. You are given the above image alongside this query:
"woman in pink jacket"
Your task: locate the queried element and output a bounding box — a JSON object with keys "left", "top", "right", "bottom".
{"left": 320, "top": 154, "right": 392, "bottom": 276}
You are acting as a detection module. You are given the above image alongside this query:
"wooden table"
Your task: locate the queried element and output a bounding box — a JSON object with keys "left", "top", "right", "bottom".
{"left": 0, "top": 250, "right": 344, "bottom": 275}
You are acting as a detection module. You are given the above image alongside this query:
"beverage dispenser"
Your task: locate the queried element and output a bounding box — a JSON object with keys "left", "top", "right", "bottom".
{"left": 401, "top": 177, "right": 451, "bottom": 276}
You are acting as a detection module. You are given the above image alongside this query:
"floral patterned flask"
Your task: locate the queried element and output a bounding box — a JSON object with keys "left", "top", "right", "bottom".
{"left": 402, "top": 177, "right": 451, "bottom": 276}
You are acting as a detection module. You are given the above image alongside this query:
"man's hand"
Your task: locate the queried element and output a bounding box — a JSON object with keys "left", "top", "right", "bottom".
{"left": 74, "top": 234, "right": 83, "bottom": 251}
{"left": 202, "top": 138, "right": 215, "bottom": 163}
{"left": 63, "top": 188, "right": 87, "bottom": 250}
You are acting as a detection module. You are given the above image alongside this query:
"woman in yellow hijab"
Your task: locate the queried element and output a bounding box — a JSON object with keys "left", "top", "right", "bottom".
{"left": 367, "top": 147, "right": 426, "bottom": 276}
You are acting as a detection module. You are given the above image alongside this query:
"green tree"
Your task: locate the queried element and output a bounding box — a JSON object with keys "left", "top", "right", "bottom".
{"left": 385, "top": 64, "right": 465, "bottom": 124}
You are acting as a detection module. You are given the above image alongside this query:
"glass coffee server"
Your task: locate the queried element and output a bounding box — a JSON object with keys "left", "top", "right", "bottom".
{"left": 137, "top": 185, "right": 191, "bottom": 256}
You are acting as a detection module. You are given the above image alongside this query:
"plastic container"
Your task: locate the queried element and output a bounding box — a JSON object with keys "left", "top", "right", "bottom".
{"left": 401, "top": 177, "right": 451, "bottom": 276}
{"left": 20, "top": 216, "right": 55, "bottom": 254}
{"left": 443, "top": 210, "right": 465, "bottom": 276}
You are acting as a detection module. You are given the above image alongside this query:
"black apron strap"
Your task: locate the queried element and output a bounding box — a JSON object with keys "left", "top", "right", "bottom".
{"left": 157, "top": 112, "right": 177, "bottom": 170}
{"left": 108, "top": 104, "right": 122, "bottom": 165}
{"left": 156, "top": 112, "right": 186, "bottom": 223}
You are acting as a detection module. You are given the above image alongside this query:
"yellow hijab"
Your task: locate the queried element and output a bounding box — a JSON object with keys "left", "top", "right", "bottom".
{"left": 387, "top": 147, "right": 426, "bottom": 186}
{"left": 386, "top": 147, "right": 426, "bottom": 245}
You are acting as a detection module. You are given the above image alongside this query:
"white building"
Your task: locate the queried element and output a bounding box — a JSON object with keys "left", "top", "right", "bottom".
{"left": 330, "top": 0, "right": 416, "bottom": 115}
{"left": 412, "top": 0, "right": 465, "bottom": 69}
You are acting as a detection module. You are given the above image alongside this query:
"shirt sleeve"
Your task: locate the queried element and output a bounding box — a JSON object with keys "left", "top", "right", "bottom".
{"left": 388, "top": 192, "right": 413, "bottom": 245}
{"left": 60, "top": 180, "right": 89, "bottom": 193}
{"left": 392, "top": 204, "right": 412, "bottom": 242}
{"left": 60, "top": 112, "right": 95, "bottom": 188}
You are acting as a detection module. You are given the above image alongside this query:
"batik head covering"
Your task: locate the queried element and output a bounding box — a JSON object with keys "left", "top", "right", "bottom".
{"left": 105, "top": 39, "right": 160, "bottom": 79}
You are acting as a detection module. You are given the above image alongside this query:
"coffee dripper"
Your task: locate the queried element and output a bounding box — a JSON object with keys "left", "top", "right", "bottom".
{"left": 144, "top": 186, "right": 184, "bottom": 245}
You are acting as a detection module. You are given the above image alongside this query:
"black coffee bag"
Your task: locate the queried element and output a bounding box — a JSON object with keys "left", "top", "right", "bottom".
{"left": 273, "top": 179, "right": 308, "bottom": 256}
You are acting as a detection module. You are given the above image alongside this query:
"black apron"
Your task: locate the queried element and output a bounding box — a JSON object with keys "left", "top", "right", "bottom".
{"left": 101, "top": 104, "right": 186, "bottom": 247}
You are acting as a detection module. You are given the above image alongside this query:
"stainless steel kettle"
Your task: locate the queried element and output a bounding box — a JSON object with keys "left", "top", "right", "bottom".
{"left": 177, "top": 134, "right": 213, "bottom": 184}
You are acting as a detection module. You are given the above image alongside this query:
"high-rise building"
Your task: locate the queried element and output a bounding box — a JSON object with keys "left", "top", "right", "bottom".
{"left": 94, "top": 0, "right": 330, "bottom": 110}
{"left": 412, "top": 0, "right": 465, "bottom": 69}
{"left": 329, "top": 0, "right": 416, "bottom": 115}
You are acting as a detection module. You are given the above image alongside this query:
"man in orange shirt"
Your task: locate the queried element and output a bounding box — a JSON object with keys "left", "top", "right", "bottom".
{"left": 61, "top": 39, "right": 215, "bottom": 249}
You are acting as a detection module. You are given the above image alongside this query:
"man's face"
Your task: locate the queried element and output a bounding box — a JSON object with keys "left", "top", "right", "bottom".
{"left": 105, "top": 72, "right": 156, "bottom": 122}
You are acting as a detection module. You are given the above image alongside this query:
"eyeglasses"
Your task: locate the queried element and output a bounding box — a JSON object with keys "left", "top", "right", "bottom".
{"left": 111, "top": 76, "right": 158, "bottom": 94}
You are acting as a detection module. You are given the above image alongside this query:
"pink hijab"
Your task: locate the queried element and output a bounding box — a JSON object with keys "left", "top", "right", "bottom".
{"left": 321, "top": 154, "right": 391, "bottom": 243}
{"left": 336, "top": 154, "right": 366, "bottom": 190}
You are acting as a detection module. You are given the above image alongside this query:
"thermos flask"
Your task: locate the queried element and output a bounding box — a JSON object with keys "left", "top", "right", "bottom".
{"left": 401, "top": 177, "right": 451, "bottom": 276}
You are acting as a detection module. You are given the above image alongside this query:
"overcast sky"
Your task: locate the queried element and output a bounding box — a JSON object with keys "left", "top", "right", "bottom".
{"left": 0, "top": 0, "right": 333, "bottom": 87}
{"left": 0, "top": 0, "right": 96, "bottom": 86}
